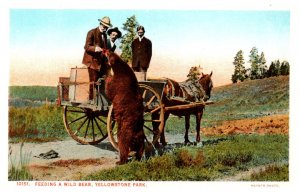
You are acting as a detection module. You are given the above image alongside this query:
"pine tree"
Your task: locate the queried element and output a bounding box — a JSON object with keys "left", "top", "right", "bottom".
{"left": 275, "top": 60, "right": 281, "bottom": 76}
{"left": 248, "top": 47, "right": 260, "bottom": 80}
{"left": 280, "top": 61, "right": 290, "bottom": 75}
{"left": 267, "top": 61, "right": 276, "bottom": 77}
{"left": 120, "top": 15, "right": 139, "bottom": 64}
{"left": 232, "top": 50, "right": 247, "bottom": 83}
{"left": 258, "top": 52, "right": 268, "bottom": 79}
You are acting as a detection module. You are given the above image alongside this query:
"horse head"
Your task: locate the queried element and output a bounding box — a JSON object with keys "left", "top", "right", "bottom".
{"left": 199, "top": 71, "right": 213, "bottom": 101}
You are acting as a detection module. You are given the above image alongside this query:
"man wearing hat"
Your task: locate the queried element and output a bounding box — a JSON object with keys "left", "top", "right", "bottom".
{"left": 82, "top": 16, "right": 112, "bottom": 100}
{"left": 107, "top": 27, "right": 122, "bottom": 52}
{"left": 131, "top": 25, "right": 152, "bottom": 73}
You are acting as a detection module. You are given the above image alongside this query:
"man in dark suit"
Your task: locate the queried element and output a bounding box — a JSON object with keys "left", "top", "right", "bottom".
{"left": 82, "top": 16, "right": 112, "bottom": 99}
{"left": 107, "top": 27, "right": 122, "bottom": 52}
{"left": 131, "top": 26, "right": 152, "bottom": 72}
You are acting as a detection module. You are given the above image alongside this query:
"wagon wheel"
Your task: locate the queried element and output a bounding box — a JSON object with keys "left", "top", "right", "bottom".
{"left": 107, "top": 84, "right": 165, "bottom": 151}
{"left": 63, "top": 106, "right": 108, "bottom": 145}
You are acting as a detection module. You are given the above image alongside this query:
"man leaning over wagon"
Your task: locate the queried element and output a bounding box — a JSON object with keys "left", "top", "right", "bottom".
{"left": 82, "top": 16, "right": 113, "bottom": 100}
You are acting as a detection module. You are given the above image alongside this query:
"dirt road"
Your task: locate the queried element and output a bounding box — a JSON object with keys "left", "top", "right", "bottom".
{"left": 9, "top": 133, "right": 190, "bottom": 180}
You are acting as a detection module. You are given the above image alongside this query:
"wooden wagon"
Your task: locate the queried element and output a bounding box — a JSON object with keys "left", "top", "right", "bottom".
{"left": 57, "top": 67, "right": 212, "bottom": 150}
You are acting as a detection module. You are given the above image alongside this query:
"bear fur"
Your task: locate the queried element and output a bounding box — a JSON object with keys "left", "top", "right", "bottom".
{"left": 104, "top": 51, "right": 145, "bottom": 165}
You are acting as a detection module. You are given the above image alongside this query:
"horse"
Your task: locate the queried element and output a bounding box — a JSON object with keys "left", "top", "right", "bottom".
{"left": 152, "top": 68, "right": 213, "bottom": 147}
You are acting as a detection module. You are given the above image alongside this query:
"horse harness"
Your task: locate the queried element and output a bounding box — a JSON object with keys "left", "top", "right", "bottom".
{"left": 165, "top": 78, "right": 207, "bottom": 103}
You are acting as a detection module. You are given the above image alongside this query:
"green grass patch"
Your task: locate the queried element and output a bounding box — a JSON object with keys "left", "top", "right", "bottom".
{"left": 83, "top": 134, "right": 288, "bottom": 181}
{"left": 9, "top": 105, "right": 66, "bottom": 143}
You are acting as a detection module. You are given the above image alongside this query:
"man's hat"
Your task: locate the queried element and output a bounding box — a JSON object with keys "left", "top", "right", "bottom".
{"left": 107, "top": 27, "right": 122, "bottom": 38}
{"left": 98, "top": 16, "right": 113, "bottom": 27}
{"left": 137, "top": 25, "right": 145, "bottom": 32}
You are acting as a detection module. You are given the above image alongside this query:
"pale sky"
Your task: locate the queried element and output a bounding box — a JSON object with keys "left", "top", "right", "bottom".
{"left": 9, "top": 9, "right": 289, "bottom": 86}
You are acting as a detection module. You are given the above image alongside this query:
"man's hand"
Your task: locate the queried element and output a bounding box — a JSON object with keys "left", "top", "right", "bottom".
{"left": 95, "top": 46, "right": 102, "bottom": 52}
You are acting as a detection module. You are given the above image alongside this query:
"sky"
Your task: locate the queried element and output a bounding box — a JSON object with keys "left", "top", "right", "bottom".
{"left": 9, "top": 9, "right": 290, "bottom": 86}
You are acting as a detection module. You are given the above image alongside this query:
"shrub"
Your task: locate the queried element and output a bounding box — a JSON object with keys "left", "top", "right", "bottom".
{"left": 8, "top": 143, "right": 33, "bottom": 181}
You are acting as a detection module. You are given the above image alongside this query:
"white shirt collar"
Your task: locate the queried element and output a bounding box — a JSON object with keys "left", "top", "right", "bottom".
{"left": 138, "top": 36, "right": 144, "bottom": 42}
{"left": 110, "top": 40, "right": 115, "bottom": 47}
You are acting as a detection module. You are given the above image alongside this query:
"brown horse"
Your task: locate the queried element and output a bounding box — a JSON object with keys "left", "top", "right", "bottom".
{"left": 152, "top": 70, "right": 213, "bottom": 146}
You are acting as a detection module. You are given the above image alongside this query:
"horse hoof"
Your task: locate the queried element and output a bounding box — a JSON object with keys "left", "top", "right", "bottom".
{"left": 184, "top": 140, "right": 191, "bottom": 145}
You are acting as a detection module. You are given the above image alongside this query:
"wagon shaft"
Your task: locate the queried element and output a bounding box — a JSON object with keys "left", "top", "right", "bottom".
{"left": 164, "top": 101, "right": 214, "bottom": 111}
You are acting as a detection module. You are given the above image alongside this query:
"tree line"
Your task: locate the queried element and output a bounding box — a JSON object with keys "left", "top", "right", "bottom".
{"left": 231, "top": 47, "right": 289, "bottom": 83}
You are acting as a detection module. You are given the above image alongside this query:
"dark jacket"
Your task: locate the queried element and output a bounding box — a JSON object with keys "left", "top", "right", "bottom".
{"left": 107, "top": 39, "right": 116, "bottom": 52}
{"left": 131, "top": 37, "right": 152, "bottom": 69}
{"left": 82, "top": 27, "right": 107, "bottom": 71}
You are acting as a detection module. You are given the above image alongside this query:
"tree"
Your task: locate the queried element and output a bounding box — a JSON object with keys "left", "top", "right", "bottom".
{"left": 275, "top": 60, "right": 281, "bottom": 76}
{"left": 232, "top": 50, "right": 247, "bottom": 83}
{"left": 280, "top": 61, "right": 290, "bottom": 75}
{"left": 248, "top": 47, "right": 260, "bottom": 80}
{"left": 267, "top": 61, "right": 275, "bottom": 77}
{"left": 258, "top": 52, "right": 268, "bottom": 79}
{"left": 267, "top": 59, "right": 281, "bottom": 77}
{"left": 120, "top": 15, "right": 139, "bottom": 64}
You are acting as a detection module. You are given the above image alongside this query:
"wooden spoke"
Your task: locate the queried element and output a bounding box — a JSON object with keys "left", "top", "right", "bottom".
{"left": 84, "top": 119, "right": 91, "bottom": 139}
{"left": 74, "top": 117, "right": 88, "bottom": 135}
{"left": 93, "top": 117, "right": 105, "bottom": 137}
{"left": 146, "top": 95, "right": 156, "bottom": 107}
{"left": 91, "top": 118, "right": 95, "bottom": 141}
{"left": 143, "top": 124, "right": 154, "bottom": 132}
{"left": 95, "top": 116, "right": 107, "bottom": 125}
{"left": 68, "top": 114, "right": 87, "bottom": 125}
{"left": 142, "top": 90, "right": 147, "bottom": 99}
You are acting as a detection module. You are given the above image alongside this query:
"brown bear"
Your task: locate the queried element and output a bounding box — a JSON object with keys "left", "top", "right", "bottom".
{"left": 103, "top": 50, "right": 145, "bottom": 165}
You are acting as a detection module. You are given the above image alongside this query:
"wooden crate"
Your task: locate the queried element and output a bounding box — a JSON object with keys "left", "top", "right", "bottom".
{"left": 58, "top": 77, "right": 70, "bottom": 101}
{"left": 68, "top": 67, "right": 90, "bottom": 103}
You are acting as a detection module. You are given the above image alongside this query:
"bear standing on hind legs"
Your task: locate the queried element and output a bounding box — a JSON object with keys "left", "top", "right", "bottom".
{"left": 103, "top": 50, "right": 145, "bottom": 165}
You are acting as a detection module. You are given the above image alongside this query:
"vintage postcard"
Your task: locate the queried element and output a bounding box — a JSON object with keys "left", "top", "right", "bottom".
{"left": 2, "top": 0, "right": 300, "bottom": 192}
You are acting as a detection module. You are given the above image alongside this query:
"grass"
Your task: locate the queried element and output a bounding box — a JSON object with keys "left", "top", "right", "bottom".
{"left": 9, "top": 105, "right": 67, "bottom": 143}
{"left": 83, "top": 134, "right": 288, "bottom": 181}
{"left": 8, "top": 143, "right": 33, "bottom": 181}
{"left": 245, "top": 164, "right": 289, "bottom": 181}
{"left": 164, "top": 76, "right": 289, "bottom": 134}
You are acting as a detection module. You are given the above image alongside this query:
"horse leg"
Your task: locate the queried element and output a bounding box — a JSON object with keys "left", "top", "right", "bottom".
{"left": 196, "top": 109, "right": 204, "bottom": 143}
{"left": 184, "top": 114, "right": 191, "bottom": 144}
{"left": 160, "top": 113, "right": 169, "bottom": 146}
{"left": 152, "top": 112, "right": 162, "bottom": 148}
